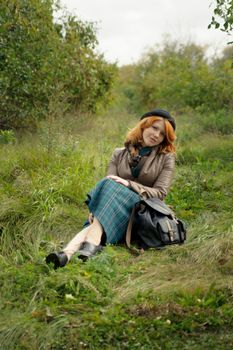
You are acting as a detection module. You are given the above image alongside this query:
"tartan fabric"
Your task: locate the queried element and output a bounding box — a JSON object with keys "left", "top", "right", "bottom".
{"left": 85, "top": 178, "right": 140, "bottom": 244}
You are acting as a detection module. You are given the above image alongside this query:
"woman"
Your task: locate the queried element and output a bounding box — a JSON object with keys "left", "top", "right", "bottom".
{"left": 46, "top": 108, "right": 176, "bottom": 269}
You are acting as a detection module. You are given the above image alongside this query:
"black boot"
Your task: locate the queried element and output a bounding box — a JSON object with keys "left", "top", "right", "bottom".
{"left": 78, "top": 241, "right": 103, "bottom": 261}
{"left": 46, "top": 251, "right": 68, "bottom": 269}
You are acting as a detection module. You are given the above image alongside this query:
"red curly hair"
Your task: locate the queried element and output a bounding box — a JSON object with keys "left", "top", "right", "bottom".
{"left": 125, "top": 116, "right": 176, "bottom": 154}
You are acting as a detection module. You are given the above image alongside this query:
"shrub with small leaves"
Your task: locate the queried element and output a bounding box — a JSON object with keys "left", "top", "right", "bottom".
{"left": 0, "top": 130, "right": 16, "bottom": 144}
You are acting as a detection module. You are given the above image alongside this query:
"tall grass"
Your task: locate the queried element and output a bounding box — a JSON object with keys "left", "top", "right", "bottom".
{"left": 0, "top": 109, "right": 138, "bottom": 258}
{"left": 0, "top": 107, "right": 233, "bottom": 349}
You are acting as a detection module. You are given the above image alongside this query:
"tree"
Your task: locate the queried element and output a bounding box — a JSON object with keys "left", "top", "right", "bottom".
{"left": 0, "top": 0, "right": 116, "bottom": 130}
{"left": 208, "top": 0, "right": 233, "bottom": 36}
{"left": 118, "top": 41, "right": 233, "bottom": 113}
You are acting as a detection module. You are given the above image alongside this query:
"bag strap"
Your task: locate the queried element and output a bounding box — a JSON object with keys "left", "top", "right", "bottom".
{"left": 125, "top": 207, "right": 143, "bottom": 255}
{"left": 125, "top": 206, "right": 135, "bottom": 248}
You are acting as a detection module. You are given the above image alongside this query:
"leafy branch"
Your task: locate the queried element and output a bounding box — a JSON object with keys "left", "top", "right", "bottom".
{"left": 208, "top": 0, "right": 233, "bottom": 39}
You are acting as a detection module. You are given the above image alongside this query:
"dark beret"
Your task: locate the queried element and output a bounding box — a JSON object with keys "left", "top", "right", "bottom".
{"left": 140, "top": 109, "right": 176, "bottom": 130}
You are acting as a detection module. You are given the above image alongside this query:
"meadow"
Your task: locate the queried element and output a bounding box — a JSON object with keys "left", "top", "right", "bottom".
{"left": 0, "top": 105, "right": 232, "bottom": 349}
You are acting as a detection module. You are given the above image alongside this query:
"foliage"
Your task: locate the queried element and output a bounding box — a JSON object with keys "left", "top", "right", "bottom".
{"left": 0, "top": 130, "right": 16, "bottom": 144}
{"left": 197, "top": 109, "right": 233, "bottom": 134}
{"left": 0, "top": 0, "right": 116, "bottom": 130}
{"left": 208, "top": 0, "right": 233, "bottom": 35}
{"left": 116, "top": 41, "right": 233, "bottom": 114}
{"left": 220, "top": 45, "right": 233, "bottom": 60}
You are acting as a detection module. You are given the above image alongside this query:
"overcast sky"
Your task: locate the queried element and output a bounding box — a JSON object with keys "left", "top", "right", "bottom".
{"left": 61, "top": 0, "right": 231, "bottom": 65}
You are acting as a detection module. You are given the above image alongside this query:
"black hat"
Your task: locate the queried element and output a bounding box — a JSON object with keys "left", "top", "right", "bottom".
{"left": 140, "top": 109, "right": 176, "bottom": 130}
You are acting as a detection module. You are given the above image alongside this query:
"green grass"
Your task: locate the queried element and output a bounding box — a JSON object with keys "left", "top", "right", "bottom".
{"left": 0, "top": 107, "right": 233, "bottom": 349}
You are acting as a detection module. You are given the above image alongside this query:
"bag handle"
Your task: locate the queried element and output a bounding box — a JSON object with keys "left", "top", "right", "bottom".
{"left": 125, "top": 206, "right": 135, "bottom": 249}
{"left": 125, "top": 207, "right": 143, "bottom": 255}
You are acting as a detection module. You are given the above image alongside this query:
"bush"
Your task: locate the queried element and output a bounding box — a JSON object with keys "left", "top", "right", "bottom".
{"left": 117, "top": 41, "right": 233, "bottom": 114}
{"left": 0, "top": 130, "right": 16, "bottom": 144}
{"left": 199, "top": 110, "right": 233, "bottom": 135}
{"left": 0, "top": 0, "right": 116, "bottom": 130}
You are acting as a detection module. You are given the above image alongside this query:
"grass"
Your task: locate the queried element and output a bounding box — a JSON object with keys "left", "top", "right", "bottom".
{"left": 0, "top": 106, "right": 233, "bottom": 349}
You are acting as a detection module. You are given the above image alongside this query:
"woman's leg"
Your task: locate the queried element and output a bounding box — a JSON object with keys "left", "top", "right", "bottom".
{"left": 46, "top": 217, "right": 104, "bottom": 268}
{"left": 63, "top": 217, "right": 103, "bottom": 260}
{"left": 85, "top": 217, "right": 103, "bottom": 245}
{"left": 62, "top": 225, "right": 90, "bottom": 261}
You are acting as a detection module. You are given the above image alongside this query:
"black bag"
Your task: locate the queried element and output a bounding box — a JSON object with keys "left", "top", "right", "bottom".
{"left": 126, "top": 197, "right": 186, "bottom": 250}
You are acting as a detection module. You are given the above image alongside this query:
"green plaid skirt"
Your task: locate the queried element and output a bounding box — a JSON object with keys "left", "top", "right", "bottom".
{"left": 85, "top": 178, "right": 140, "bottom": 244}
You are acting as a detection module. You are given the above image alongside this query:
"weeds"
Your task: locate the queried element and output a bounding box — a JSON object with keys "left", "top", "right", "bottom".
{"left": 0, "top": 108, "right": 232, "bottom": 349}
{"left": 0, "top": 130, "right": 16, "bottom": 144}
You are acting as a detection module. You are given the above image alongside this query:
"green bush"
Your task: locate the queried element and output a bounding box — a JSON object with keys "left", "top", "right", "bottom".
{"left": 0, "top": 0, "right": 116, "bottom": 130}
{"left": 117, "top": 41, "right": 233, "bottom": 114}
{"left": 0, "top": 130, "right": 16, "bottom": 144}
{"left": 198, "top": 109, "right": 233, "bottom": 135}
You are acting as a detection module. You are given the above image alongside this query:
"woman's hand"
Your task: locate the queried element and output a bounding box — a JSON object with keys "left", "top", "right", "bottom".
{"left": 106, "top": 175, "right": 129, "bottom": 187}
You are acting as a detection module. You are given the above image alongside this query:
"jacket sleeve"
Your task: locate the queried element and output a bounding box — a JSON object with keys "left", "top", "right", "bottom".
{"left": 106, "top": 148, "right": 121, "bottom": 176}
{"left": 128, "top": 153, "right": 175, "bottom": 200}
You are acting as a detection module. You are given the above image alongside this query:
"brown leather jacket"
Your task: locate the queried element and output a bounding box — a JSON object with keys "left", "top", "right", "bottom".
{"left": 107, "top": 146, "right": 175, "bottom": 200}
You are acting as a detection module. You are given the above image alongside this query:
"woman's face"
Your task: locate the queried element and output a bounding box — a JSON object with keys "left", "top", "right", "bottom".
{"left": 142, "top": 119, "right": 165, "bottom": 147}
